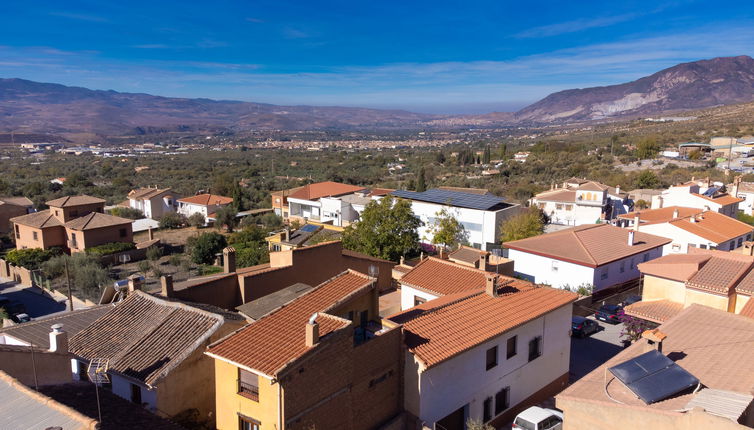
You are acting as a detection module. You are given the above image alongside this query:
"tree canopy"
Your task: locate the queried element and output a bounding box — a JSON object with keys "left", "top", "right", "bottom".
{"left": 342, "top": 195, "right": 422, "bottom": 261}
{"left": 428, "top": 208, "right": 467, "bottom": 249}
{"left": 499, "top": 207, "right": 546, "bottom": 242}
{"left": 187, "top": 232, "right": 228, "bottom": 264}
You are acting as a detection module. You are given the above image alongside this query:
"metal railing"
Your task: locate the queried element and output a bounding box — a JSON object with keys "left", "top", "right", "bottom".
{"left": 237, "top": 380, "right": 259, "bottom": 401}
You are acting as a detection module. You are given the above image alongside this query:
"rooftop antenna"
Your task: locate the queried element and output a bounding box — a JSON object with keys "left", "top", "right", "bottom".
{"left": 87, "top": 358, "right": 110, "bottom": 426}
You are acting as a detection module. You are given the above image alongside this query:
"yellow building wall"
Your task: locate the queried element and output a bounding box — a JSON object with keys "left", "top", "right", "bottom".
{"left": 214, "top": 359, "right": 279, "bottom": 430}
{"left": 684, "top": 289, "right": 729, "bottom": 312}
{"left": 643, "top": 276, "right": 686, "bottom": 303}
{"left": 735, "top": 294, "right": 751, "bottom": 314}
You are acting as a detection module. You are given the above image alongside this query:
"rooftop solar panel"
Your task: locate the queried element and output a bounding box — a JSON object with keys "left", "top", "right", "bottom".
{"left": 299, "top": 224, "right": 319, "bottom": 233}
{"left": 609, "top": 349, "right": 699, "bottom": 404}
{"left": 391, "top": 189, "right": 511, "bottom": 211}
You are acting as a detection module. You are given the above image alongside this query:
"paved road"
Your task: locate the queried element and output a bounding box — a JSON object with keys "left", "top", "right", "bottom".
{"left": 0, "top": 278, "right": 69, "bottom": 318}
{"left": 569, "top": 316, "right": 625, "bottom": 383}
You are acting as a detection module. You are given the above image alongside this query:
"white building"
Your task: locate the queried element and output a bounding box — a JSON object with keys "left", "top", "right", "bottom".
{"left": 176, "top": 193, "right": 233, "bottom": 219}
{"left": 618, "top": 207, "right": 754, "bottom": 254}
{"left": 731, "top": 177, "right": 754, "bottom": 216}
{"left": 389, "top": 275, "right": 577, "bottom": 429}
{"left": 127, "top": 186, "right": 179, "bottom": 220}
{"left": 651, "top": 179, "right": 741, "bottom": 217}
{"left": 391, "top": 188, "right": 521, "bottom": 251}
{"left": 504, "top": 224, "right": 669, "bottom": 291}
{"left": 530, "top": 178, "right": 631, "bottom": 226}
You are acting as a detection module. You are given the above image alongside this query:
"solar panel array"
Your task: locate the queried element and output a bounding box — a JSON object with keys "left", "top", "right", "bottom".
{"left": 299, "top": 224, "right": 319, "bottom": 233}
{"left": 391, "top": 189, "right": 510, "bottom": 211}
{"left": 608, "top": 349, "right": 699, "bottom": 404}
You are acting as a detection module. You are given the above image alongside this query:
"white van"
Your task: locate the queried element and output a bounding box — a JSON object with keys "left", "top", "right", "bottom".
{"left": 512, "top": 406, "right": 563, "bottom": 430}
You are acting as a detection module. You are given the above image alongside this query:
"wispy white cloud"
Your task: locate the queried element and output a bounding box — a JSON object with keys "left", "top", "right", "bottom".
{"left": 514, "top": 13, "right": 640, "bottom": 38}
{"left": 49, "top": 11, "right": 109, "bottom": 23}
{"left": 245, "top": 17, "right": 264, "bottom": 24}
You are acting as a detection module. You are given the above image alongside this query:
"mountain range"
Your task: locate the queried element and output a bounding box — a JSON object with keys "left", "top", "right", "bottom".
{"left": 1, "top": 55, "right": 754, "bottom": 135}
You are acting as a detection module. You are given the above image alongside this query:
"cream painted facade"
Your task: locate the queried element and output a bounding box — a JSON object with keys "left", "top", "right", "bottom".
{"left": 215, "top": 359, "right": 278, "bottom": 430}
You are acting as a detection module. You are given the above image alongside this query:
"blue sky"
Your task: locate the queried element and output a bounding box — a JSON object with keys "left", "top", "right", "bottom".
{"left": 2, "top": 0, "right": 754, "bottom": 113}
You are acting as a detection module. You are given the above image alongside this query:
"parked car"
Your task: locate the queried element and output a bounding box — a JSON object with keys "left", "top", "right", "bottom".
{"left": 622, "top": 295, "right": 642, "bottom": 306}
{"left": 571, "top": 316, "right": 600, "bottom": 337}
{"left": 513, "top": 406, "right": 563, "bottom": 430}
{"left": 595, "top": 304, "right": 624, "bottom": 324}
{"left": 11, "top": 313, "right": 31, "bottom": 323}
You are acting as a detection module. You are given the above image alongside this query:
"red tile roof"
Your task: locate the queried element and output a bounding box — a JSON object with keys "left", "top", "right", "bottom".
{"left": 399, "top": 257, "right": 526, "bottom": 296}
{"left": 668, "top": 211, "right": 753, "bottom": 243}
{"left": 685, "top": 250, "right": 754, "bottom": 295}
{"left": 64, "top": 212, "right": 132, "bottom": 231}
{"left": 10, "top": 209, "right": 63, "bottom": 228}
{"left": 638, "top": 254, "right": 711, "bottom": 282}
{"left": 178, "top": 193, "right": 233, "bottom": 206}
{"left": 692, "top": 192, "right": 743, "bottom": 206}
{"left": 740, "top": 299, "right": 754, "bottom": 319}
{"left": 207, "top": 270, "right": 373, "bottom": 377}
{"left": 623, "top": 299, "right": 684, "bottom": 324}
{"left": 504, "top": 224, "right": 671, "bottom": 267}
{"left": 448, "top": 246, "right": 489, "bottom": 265}
{"left": 533, "top": 189, "right": 577, "bottom": 203}
{"left": 287, "top": 181, "right": 366, "bottom": 200}
{"left": 393, "top": 285, "right": 577, "bottom": 369}
{"left": 617, "top": 206, "right": 702, "bottom": 223}
{"left": 46, "top": 195, "right": 105, "bottom": 208}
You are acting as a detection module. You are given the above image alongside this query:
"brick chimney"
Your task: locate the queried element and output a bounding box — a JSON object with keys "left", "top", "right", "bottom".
{"left": 223, "top": 247, "right": 236, "bottom": 273}
{"left": 49, "top": 324, "right": 68, "bottom": 353}
{"left": 485, "top": 274, "right": 498, "bottom": 297}
{"left": 160, "top": 275, "right": 174, "bottom": 297}
{"left": 127, "top": 274, "right": 143, "bottom": 293}
{"left": 305, "top": 313, "right": 319, "bottom": 347}
{"left": 478, "top": 255, "right": 486, "bottom": 270}
{"left": 642, "top": 328, "right": 667, "bottom": 353}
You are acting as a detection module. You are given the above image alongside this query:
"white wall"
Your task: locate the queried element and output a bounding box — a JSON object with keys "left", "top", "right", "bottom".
{"left": 111, "top": 374, "right": 158, "bottom": 411}
{"left": 400, "top": 284, "right": 439, "bottom": 311}
{"left": 408, "top": 304, "right": 572, "bottom": 427}
{"left": 178, "top": 202, "right": 208, "bottom": 218}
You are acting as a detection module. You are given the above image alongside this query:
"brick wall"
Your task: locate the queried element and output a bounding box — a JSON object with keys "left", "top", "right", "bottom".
{"left": 0, "top": 258, "right": 36, "bottom": 287}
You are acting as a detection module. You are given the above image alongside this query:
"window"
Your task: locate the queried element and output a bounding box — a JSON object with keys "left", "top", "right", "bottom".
{"left": 119, "top": 228, "right": 127, "bottom": 237}
{"left": 486, "top": 346, "right": 498, "bottom": 370}
{"left": 738, "top": 238, "right": 744, "bottom": 247}
{"left": 748, "top": 233, "right": 753, "bottom": 241}
{"left": 642, "top": 253, "right": 649, "bottom": 262}
{"left": 70, "top": 233, "right": 78, "bottom": 248}
{"left": 619, "top": 261, "right": 625, "bottom": 273}
{"left": 600, "top": 267, "right": 608, "bottom": 280}
{"left": 32, "top": 231, "right": 38, "bottom": 241}
{"left": 130, "top": 383, "right": 142, "bottom": 404}
{"left": 14, "top": 225, "right": 20, "bottom": 239}
{"left": 528, "top": 336, "right": 542, "bottom": 362}
{"left": 629, "top": 257, "right": 635, "bottom": 269}
{"left": 730, "top": 242, "right": 736, "bottom": 251}
{"left": 239, "top": 416, "right": 261, "bottom": 430}
{"left": 483, "top": 397, "right": 493, "bottom": 422}
{"left": 495, "top": 387, "right": 510, "bottom": 415}
{"left": 555, "top": 204, "right": 563, "bottom": 210}
{"left": 238, "top": 369, "right": 259, "bottom": 401}
{"left": 551, "top": 261, "right": 558, "bottom": 272}
{"left": 700, "top": 244, "right": 707, "bottom": 249}
{"left": 564, "top": 204, "right": 573, "bottom": 211}
{"left": 671, "top": 244, "right": 681, "bottom": 252}
{"left": 414, "top": 296, "right": 427, "bottom": 306}
{"left": 537, "top": 203, "right": 545, "bottom": 209}
{"left": 506, "top": 336, "right": 517, "bottom": 359}
{"left": 347, "top": 311, "right": 354, "bottom": 321}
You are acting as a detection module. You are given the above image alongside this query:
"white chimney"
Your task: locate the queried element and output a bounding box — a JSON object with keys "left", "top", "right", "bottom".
{"left": 49, "top": 324, "right": 68, "bottom": 353}
{"left": 672, "top": 208, "right": 679, "bottom": 219}
{"left": 690, "top": 216, "right": 697, "bottom": 223}
{"left": 305, "top": 313, "right": 319, "bottom": 347}
{"left": 633, "top": 215, "right": 640, "bottom": 232}
{"left": 628, "top": 230, "right": 635, "bottom": 246}
{"left": 616, "top": 185, "right": 621, "bottom": 195}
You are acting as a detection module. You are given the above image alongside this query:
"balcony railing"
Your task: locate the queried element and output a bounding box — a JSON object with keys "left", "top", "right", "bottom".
{"left": 237, "top": 380, "right": 259, "bottom": 402}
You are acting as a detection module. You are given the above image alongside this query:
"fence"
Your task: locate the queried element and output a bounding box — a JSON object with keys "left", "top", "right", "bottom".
{"left": 0, "top": 258, "right": 36, "bottom": 287}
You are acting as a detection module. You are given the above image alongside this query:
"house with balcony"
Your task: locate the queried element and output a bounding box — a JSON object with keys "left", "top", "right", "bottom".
{"left": 205, "top": 270, "right": 403, "bottom": 430}
{"left": 127, "top": 186, "right": 180, "bottom": 220}
{"left": 391, "top": 188, "right": 521, "bottom": 251}
{"left": 177, "top": 194, "right": 234, "bottom": 220}
{"left": 530, "top": 178, "right": 632, "bottom": 226}
{"left": 387, "top": 275, "right": 577, "bottom": 429}
{"left": 504, "top": 224, "right": 670, "bottom": 292}
{"left": 11, "top": 195, "right": 133, "bottom": 252}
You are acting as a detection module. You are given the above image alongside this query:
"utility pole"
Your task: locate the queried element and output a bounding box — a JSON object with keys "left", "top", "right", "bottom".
{"left": 64, "top": 260, "right": 74, "bottom": 312}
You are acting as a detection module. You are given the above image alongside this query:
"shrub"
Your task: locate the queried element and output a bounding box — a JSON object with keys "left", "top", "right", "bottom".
{"left": 146, "top": 245, "right": 163, "bottom": 261}
{"left": 159, "top": 213, "right": 187, "bottom": 229}
{"left": 187, "top": 232, "right": 228, "bottom": 265}
{"left": 107, "top": 207, "right": 144, "bottom": 220}
{"left": 85, "top": 242, "right": 136, "bottom": 256}
{"left": 5, "top": 247, "right": 61, "bottom": 270}
{"left": 41, "top": 253, "right": 110, "bottom": 301}
{"left": 137, "top": 260, "right": 151, "bottom": 275}
{"left": 188, "top": 212, "right": 206, "bottom": 228}
{"left": 737, "top": 212, "right": 754, "bottom": 226}
{"left": 197, "top": 264, "right": 223, "bottom": 276}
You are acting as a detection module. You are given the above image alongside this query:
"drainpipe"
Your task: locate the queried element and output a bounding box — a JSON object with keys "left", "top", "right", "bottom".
{"left": 278, "top": 380, "right": 283, "bottom": 430}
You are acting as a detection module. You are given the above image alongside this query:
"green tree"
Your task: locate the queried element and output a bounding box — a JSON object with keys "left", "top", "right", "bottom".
{"left": 435, "top": 151, "right": 446, "bottom": 164}
{"left": 483, "top": 146, "right": 491, "bottom": 164}
{"left": 107, "top": 207, "right": 144, "bottom": 220}
{"left": 215, "top": 205, "right": 239, "bottom": 233}
{"left": 499, "top": 143, "right": 508, "bottom": 160}
{"left": 342, "top": 196, "right": 422, "bottom": 261}
{"left": 636, "top": 136, "right": 660, "bottom": 159}
{"left": 416, "top": 167, "right": 426, "bottom": 192}
{"left": 5, "top": 248, "right": 62, "bottom": 270}
{"left": 188, "top": 212, "right": 206, "bottom": 228}
{"left": 500, "top": 207, "right": 545, "bottom": 242}
{"left": 428, "top": 208, "right": 467, "bottom": 250}
{"left": 41, "top": 253, "right": 110, "bottom": 301}
{"left": 635, "top": 170, "right": 661, "bottom": 189}
{"left": 159, "top": 213, "right": 187, "bottom": 229}
{"left": 187, "top": 232, "right": 228, "bottom": 264}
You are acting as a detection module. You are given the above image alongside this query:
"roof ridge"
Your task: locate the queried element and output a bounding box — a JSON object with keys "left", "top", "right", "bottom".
{"left": 425, "top": 256, "right": 490, "bottom": 275}
{"left": 571, "top": 227, "right": 597, "bottom": 265}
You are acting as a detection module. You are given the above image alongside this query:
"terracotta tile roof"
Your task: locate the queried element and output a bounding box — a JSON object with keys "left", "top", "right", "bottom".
{"left": 288, "top": 181, "right": 366, "bottom": 200}
{"left": 0, "top": 306, "right": 110, "bottom": 349}
{"left": 367, "top": 187, "right": 396, "bottom": 197}
{"left": 686, "top": 251, "right": 754, "bottom": 295}
{"left": 739, "top": 299, "right": 754, "bottom": 319}
{"left": 0, "top": 196, "right": 33, "bottom": 207}
{"left": 577, "top": 181, "right": 608, "bottom": 192}
{"left": 178, "top": 193, "right": 233, "bottom": 206}
{"left": 504, "top": 224, "right": 671, "bottom": 268}
{"left": 558, "top": 305, "right": 754, "bottom": 411}
{"left": 65, "top": 212, "right": 133, "bottom": 231}
{"left": 395, "top": 285, "right": 577, "bottom": 369}
{"left": 533, "top": 189, "right": 577, "bottom": 203}
{"left": 46, "top": 195, "right": 105, "bottom": 208}
{"left": 69, "top": 291, "right": 227, "bottom": 387}
{"left": 623, "top": 299, "right": 684, "bottom": 324}
{"left": 10, "top": 209, "right": 62, "bottom": 228}
{"left": 736, "top": 269, "right": 754, "bottom": 295}
{"left": 399, "top": 257, "right": 499, "bottom": 296}
{"left": 617, "top": 206, "right": 702, "bottom": 223}
{"left": 128, "top": 187, "right": 171, "bottom": 200}
{"left": 207, "top": 270, "right": 373, "bottom": 377}
{"left": 691, "top": 192, "right": 743, "bottom": 206}
{"left": 638, "top": 253, "right": 711, "bottom": 281}
{"left": 668, "top": 211, "right": 753, "bottom": 243}
{"left": 448, "top": 246, "right": 489, "bottom": 265}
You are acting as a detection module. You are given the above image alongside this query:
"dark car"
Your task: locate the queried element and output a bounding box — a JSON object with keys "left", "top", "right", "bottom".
{"left": 622, "top": 295, "right": 642, "bottom": 306}
{"left": 571, "top": 316, "right": 600, "bottom": 338}
{"left": 595, "top": 304, "right": 624, "bottom": 324}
